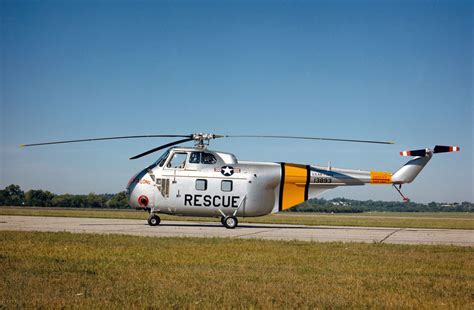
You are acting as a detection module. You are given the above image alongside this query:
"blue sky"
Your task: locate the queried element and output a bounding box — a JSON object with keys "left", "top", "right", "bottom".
{"left": 1, "top": 0, "right": 472, "bottom": 203}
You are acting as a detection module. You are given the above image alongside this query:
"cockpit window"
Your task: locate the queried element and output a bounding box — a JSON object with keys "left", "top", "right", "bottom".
{"left": 167, "top": 152, "right": 187, "bottom": 169}
{"left": 189, "top": 152, "right": 217, "bottom": 165}
{"left": 156, "top": 150, "right": 170, "bottom": 167}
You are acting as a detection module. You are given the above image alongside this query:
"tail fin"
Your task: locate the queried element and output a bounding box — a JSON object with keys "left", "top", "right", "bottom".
{"left": 392, "top": 145, "right": 460, "bottom": 184}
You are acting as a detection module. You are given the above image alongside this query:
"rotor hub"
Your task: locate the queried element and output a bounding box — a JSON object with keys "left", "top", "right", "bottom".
{"left": 192, "top": 133, "right": 220, "bottom": 148}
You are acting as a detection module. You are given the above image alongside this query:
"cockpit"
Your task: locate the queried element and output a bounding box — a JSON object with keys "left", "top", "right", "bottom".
{"left": 189, "top": 152, "right": 217, "bottom": 165}
{"left": 149, "top": 148, "right": 237, "bottom": 171}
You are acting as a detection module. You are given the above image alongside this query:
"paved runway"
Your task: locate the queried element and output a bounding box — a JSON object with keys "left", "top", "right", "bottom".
{"left": 1, "top": 215, "right": 473, "bottom": 246}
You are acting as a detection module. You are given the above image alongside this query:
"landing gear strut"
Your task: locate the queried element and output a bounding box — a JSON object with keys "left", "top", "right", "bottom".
{"left": 393, "top": 184, "right": 410, "bottom": 202}
{"left": 218, "top": 195, "right": 246, "bottom": 229}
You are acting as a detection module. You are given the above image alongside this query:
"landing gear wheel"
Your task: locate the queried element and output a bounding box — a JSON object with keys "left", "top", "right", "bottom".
{"left": 223, "top": 216, "right": 238, "bottom": 229}
{"left": 147, "top": 214, "right": 161, "bottom": 226}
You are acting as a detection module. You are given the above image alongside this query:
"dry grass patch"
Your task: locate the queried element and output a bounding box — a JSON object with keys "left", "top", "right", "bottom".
{"left": 0, "top": 231, "right": 473, "bottom": 308}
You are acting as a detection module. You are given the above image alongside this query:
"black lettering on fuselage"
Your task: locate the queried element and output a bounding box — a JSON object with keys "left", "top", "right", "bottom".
{"left": 184, "top": 195, "right": 240, "bottom": 208}
{"left": 232, "top": 196, "right": 239, "bottom": 208}
{"left": 194, "top": 195, "right": 202, "bottom": 207}
{"left": 222, "top": 196, "right": 230, "bottom": 207}
{"left": 184, "top": 194, "right": 192, "bottom": 206}
{"left": 203, "top": 195, "right": 212, "bottom": 207}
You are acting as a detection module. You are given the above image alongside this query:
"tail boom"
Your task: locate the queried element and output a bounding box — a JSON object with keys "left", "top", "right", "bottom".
{"left": 273, "top": 145, "right": 459, "bottom": 211}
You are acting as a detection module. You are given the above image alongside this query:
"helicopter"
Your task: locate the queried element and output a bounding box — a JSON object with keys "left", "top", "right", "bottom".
{"left": 21, "top": 133, "right": 460, "bottom": 229}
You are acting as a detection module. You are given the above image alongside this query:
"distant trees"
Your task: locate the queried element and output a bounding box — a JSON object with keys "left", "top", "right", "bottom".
{"left": 0, "top": 184, "right": 129, "bottom": 209}
{"left": 289, "top": 198, "right": 474, "bottom": 213}
{"left": 107, "top": 192, "right": 129, "bottom": 209}
{"left": 0, "top": 184, "right": 472, "bottom": 212}
{"left": 0, "top": 184, "right": 25, "bottom": 206}
{"left": 25, "top": 189, "right": 55, "bottom": 207}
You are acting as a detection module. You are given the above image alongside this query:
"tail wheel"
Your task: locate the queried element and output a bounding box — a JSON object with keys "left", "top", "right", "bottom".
{"left": 223, "top": 216, "right": 238, "bottom": 229}
{"left": 147, "top": 214, "right": 161, "bottom": 226}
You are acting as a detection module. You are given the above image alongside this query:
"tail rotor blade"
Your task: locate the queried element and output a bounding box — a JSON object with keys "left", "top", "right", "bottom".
{"left": 400, "top": 145, "right": 461, "bottom": 157}
{"left": 400, "top": 149, "right": 427, "bottom": 157}
{"left": 434, "top": 145, "right": 460, "bottom": 153}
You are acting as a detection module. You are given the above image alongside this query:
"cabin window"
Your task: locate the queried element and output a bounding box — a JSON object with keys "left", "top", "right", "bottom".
{"left": 195, "top": 179, "right": 207, "bottom": 191}
{"left": 189, "top": 152, "right": 201, "bottom": 164}
{"left": 189, "top": 152, "right": 217, "bottom": 165}
{"left": 167, "top": 152, "right": 187, "bottom": 169}
{"left": 221, "top": 180, "right": 233, "bottom": 192}
{"left": 202, "top": 153, "right": 217, "bottom": 164}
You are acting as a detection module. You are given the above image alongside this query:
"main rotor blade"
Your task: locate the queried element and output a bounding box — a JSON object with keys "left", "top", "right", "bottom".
{"left": 129, "top": 138, "right": 194, "bottom": 160}
{"left": 224, "top": 135, "right": 395, "bottom": 145}
{"left": 20, "top": 135, "right": 191, "bottom": 147}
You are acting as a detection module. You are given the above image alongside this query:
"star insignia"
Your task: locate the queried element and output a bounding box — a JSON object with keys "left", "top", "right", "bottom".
{"left": 221, "top": 166, "right": 234, "bottom": 176}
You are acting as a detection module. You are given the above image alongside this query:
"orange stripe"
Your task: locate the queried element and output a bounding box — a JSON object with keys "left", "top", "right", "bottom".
{"left": 281, "top": 164, "right": 308, "bottom": 210}
{"left": 370, "top": 171, "right": 392, "bottom": 184}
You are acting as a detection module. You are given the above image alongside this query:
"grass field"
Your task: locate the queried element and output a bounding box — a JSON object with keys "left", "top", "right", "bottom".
{"left": 1, "top": 206, "right": 473, "bottom": 229}
{"left": 0, "top": 231, "right": 472, "bottom": 308}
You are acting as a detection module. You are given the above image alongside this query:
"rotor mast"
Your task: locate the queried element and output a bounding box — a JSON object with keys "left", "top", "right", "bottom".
{"left": 192, "top": 133, "right": 224, "bottom": 149}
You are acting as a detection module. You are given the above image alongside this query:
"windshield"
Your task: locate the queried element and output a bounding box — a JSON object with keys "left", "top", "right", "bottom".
{"left": 154, "top": 150, "right": 170, "bottom": 167}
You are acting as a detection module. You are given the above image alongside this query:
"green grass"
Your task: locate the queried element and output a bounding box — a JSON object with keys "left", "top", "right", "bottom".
{"left": 1, "top": 206, "right": 473, "bottom": 229}
{"left": 0, "top": 231, "right": 472, "bottom": 308}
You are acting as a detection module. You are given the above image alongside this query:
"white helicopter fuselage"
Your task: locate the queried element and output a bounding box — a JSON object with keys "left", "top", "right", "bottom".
{"left": 126, "top": 146, "right": 398, "bottom": 218}
{"left": 20, "top": 132, "right": 459, "bottom": 228}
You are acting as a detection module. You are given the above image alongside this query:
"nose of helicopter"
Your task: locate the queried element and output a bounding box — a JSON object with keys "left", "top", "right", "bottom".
{"left": 125, "top": 174, "right": 137, "bottom": 208}
{"left": 126, "top": 169, "right": 154, "bottom": 209}
{"left": 126, "top": 174, "right": 146, "bottom": 209}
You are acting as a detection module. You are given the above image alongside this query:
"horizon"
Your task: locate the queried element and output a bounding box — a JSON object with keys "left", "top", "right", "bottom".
{"left": 2, "top": 183, "right": 471, "bottom": 204}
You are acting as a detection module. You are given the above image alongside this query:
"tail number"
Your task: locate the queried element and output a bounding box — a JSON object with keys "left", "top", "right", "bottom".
{"left": 314, "top": 177, "right": 332, "bottom": 184}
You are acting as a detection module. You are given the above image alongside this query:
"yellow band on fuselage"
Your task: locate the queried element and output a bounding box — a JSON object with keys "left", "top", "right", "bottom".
{"left": 279, "top": 163, "right": 309, "bottom": 211}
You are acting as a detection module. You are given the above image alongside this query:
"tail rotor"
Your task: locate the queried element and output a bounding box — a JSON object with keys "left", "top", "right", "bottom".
{"left": 399, "top": 145, "right": 460, "bottom": 157}
{"left": 392, "top": 145, "right": 460, "bottom": 201}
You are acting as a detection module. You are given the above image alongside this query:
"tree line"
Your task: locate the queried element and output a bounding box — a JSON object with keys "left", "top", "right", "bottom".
{"left": 0, "top": 184, "right": 129, "bottom": 209}
{"left": 290, "top": 198, "right": 473, "bottom": 213}
{"left": 0, "top": 184, "right": 472, "bottom": 212}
